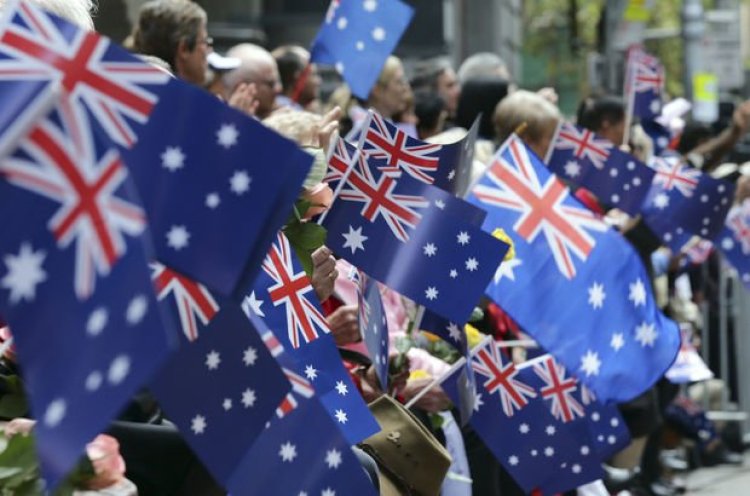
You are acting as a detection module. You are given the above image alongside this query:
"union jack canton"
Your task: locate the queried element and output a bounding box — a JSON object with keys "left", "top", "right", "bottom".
{"left": 0, "top": 0, "right": 170, "bottom": 149}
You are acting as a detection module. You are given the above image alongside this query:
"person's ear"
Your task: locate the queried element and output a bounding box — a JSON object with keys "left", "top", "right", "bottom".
{"left": 176, "top": 38, "right": 191, "bottom": 61}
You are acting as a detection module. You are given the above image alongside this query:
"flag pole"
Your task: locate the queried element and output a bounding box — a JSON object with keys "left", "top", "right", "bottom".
{"left": 290, "top": 63, "right": 312, "bottom": 105}
{"left": 623, "top": 47, "right": 636, "bottom": 148}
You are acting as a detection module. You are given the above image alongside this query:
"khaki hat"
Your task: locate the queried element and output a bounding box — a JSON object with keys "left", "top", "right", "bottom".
{"left": 360, "top": 395, "right": 451, "bottom": 496}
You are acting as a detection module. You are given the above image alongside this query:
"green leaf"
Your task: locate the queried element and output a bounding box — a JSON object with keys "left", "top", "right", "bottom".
{"left": 0, "top": 394, "right": 29, "bottom": 419}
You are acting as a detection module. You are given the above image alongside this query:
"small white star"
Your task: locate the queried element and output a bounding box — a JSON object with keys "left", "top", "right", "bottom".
{"left": 449, "top": 269, "right": 458, "bottom": 279}
{"left": 544, "top": 446, "right": 555, "bottom": 457}
{"left": 335, "top": 381, "right": 348, "bottom": 395}
{"left": 363, "top": 0, "right": 378, "bottom": 11}
{"left": 335, "top": 61, "right": 345, "bottom": 74}
{"left": 701, "top": 194, "right": 709, "bottom": 203}
{"left": 126, "top": 294, "right": 148, "bottom": 325}
{"left": 592, "top": 412, "right": 601, "bottom": 422}
{"left": 722, "top": 237, "right": 735, "bottom": 250}
{"left": 325, "top": 448, "right": 343, "bottom": 469}
{"left": 610, "top": 168, "right": 619, "bottom": 177}
{"left": 243, "top": 346, "right": 258, "bottom": 366}
{"left": 457, "top": 231, "right": 470, "bottom": 245}
{"left": 242, "top": 291, "right": 265, "bottom": 317}
{"left": 2, "top": 242, "right": 46, "bottom": 304}
{"left": 572, "top": 464, "right": 582, "bottom": 474}
{"left": 216, "top": 123, "right": 239, "bottom": 148}
{"left": 611, "top": 332, "right": 625, "bottom": 352}
{"left": 279, "top": 442, "right": 297, "bottom": 462}
{"left": 337, "top": 16, "right": 348, "bottom": 30}
{"left": 588, "top": 282, "right": 606, "bottom": 309}
{"left": 633, "top": 176, "right": 642, "bottom": 186}
{"left": 108, "top": 355, "right": 131, "bottom": 385}
{"left": 519, "top": 423, "right": 530, "bottom": 434}
{"left": 191, "top": 414, "right": 206, "bottom": 434}
{"left": 372, "top": 26, "right": 386, "bottom": 41}
{"left": 509, "top": 455, "right": 519, "bottom": 466}
{"left": 611, "top": 194, "right": 620, "bottom": 204}
{"left": 334, "top": 409, "right": 348, "bottom": 424}
{"left": 627, "top": 161, "right": 636, "bottom": 171}
{"left": 531, "top": 449, "right": 538, "bottom": 457}
{"left": 581, "top": 445, "right": 590, "bottom": 456}
{"left": 219, "top": 397, "right": 232, "bottom": 411}
{"left": 434, "top": 199, "right": 446, "bottom": 209}
{"left": 465, "top": 257, "right": 479, "bottom": 271}
{"left": 44, "top": 398, "right": 66, "bottom": 428}
{"left": 653, "top": 193, "right": 670, "bottom": 209}
{"left": 473, "top": 391, "right": 484, "bottom": 411}
{"left": 423, "top": 243, "right": 437, "bottom": 257}
{"left": 161, "top": 146, "right": 185, "bottom": 172}
{"left": 546, "top": 425, "right": 556, "bottom": 436}
{"left": 321, "top": 489, "right": 335, "bottom": 496}
{"left": 650, "top": 99, "right": 661, "bottom": 114}
{"left": 166, "top": 225, "right": 190, "bottom": 251}
{"left": 635, "top": 321, "right": 658, "bottom": 347}
{"left": 241, "top": 388, "right": 256, "bottom": 408}
{"left": 447, "top": 169, "right": 456, "bottom": 180}
{"left": 85, "top": 371, "right": 103, "bottom": 392}
{"left": 494, "top": 258, "right": 522, "bottom": 283}
{"left": 230, "top": 170, "right": 251, "bottom": 195}
{"left": 86, "top": 307, "right": 108, "bottom": 336}
{"left": 305, "top": 365, "right": 318, "bottom": 380}
{"left": 342, "top": 225, "right": 368, "bottom": 254}
{"left": 564, "top": 160, "right": 581, "bottom": 177}
{"left": 447, "top": 323, "right": 462, "bottom": 342}
{"left": 425, "top": 286, "right": 438, "bottom": 300}
{"left": 629, "top": 279, "right": 646, "bottom": 307}
{"left": 580, "top": 350, "right": 601, "bottom": 377}
{"left": 355, "top": 40, "right": 365, "bottom": 51}
{"left": 205, "top": 350, "right": 221, "bottom": 370}
{"left": 610, "top": 417, "right": 620, "bottom": 428}
{"left": 205, "top": 192, "right": 220, "bottom": 209}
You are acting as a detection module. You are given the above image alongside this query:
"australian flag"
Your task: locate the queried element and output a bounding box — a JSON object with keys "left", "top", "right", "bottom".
{"left": 149, "top": 269, "right": 290, "bottom": 487}
{"left": 642, "top": 155, "right": 735, "bottom": 250}
{"left": 641, "top": 119, "right": 672, "bottom": 157}
{"left": 0, "top": 0, "right": 171, "bottom": 154}
{"left": 310, "top": 0, "right": 414, "bottom": 100}
{"left": 229, "top": 314, "right": 379, "bottom": 496}
{"left": 468, "top": 135, "right": 680, "bottom": 402}
{"left": 323, "top": 137, "right": 507, "bottom": 324}
{"left": 0, "top": 104, "right": 175, "bottom": 486}
{"left": 626, "top": 47, "right": 665, "bottom": 120}
{"left": 120, "top": 81, "right": 312, "bottom": 296}
{"left": 348, "top": 267, "right": 390, "bottom": 390}
{"left": 718, "top": 199, "right": 750, "bottom": 289}
{"left": 243, "top": 231, "right": 380, "bottom": 444}
{"left": 360, "top": 111, "right": 480, "bottom": 196}
{"left": 546, "top": 121, "right": 655, "bottom": 215}
{"left": 443, "top": 344, "right": 627, "bottom": 494}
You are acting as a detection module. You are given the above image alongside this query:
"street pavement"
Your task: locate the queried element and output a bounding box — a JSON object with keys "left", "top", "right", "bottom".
{"left": 684, "top": 457, "right": 750, "bottom": 494}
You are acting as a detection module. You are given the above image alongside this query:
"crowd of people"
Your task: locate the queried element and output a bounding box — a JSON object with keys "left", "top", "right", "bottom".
{"left": 2, "top": 0, "right": 750, "bottom": 495}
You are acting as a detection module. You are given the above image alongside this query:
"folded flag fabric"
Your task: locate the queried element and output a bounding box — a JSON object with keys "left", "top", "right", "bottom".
{"left": 149, "top": 267, "right": 290, "bottom": 486}
{"left": 642, "top": 155, "right": 735, "bottom": 250}
{"left": 468, "top": 135, "right": 680, "bottom": 402}
{"left": 718, "top": 199, "right": 750, "bottom": 288}
{"left": 244, "top": 231, "right": 380, "bottom": 444}
{"left": 310, "top": 0, "right": 414, "bottom": 100}
{"left": 121, "top": 81, "right": 312, "bottom": 296}
{"left": 322, "top": 137, "right": 507, "bottom": 324}
{"left": 0, "top": 104, "right": 175, "bottom": 486}
{"left": 640, "top": 119, "right": 672, "bottom": 157}
{"left": 546, "top": 121, "right": 655, "bottom": 215}
{"left": 625, "top": 47, "right": 665, "bottom": 120}
{"left": 229, "top": 314, "right": 379, "bottom": 496}
{"left": 347, "top": 266, "right": 390, "bottom": 389}
{"left": 0, "top": 0, "right": 171, "bottom": 153}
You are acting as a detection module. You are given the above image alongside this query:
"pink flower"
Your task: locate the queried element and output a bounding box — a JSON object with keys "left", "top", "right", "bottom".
{"left": 84, "top": 434, "right": 126, "bottom": 490}
{"left": 4, "top": 418, "right": 35, "bottom": 437}
{"left": 301, "top": 182, "right": 334, "bottom": 219}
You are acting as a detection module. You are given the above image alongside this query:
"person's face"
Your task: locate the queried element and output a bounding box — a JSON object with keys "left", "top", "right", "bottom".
{"left": 436, "top": 68, "right": 460, "bottom": 116}
{"left": 252, "top": 63, "right": 282, "bottom": 118}
{"left": 299, "top": 64, "right": 321, "bottom": 107}
{"left": 374, "top": 64, "right": 409, "bottom": 118}
{"left": 178, "top": 23, "right": 211, "bottom": 86}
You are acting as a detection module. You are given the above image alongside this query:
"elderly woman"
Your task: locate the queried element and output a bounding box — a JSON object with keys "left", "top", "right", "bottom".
{"left": 492, "top": 89, "right": 562, "bottom": 159}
